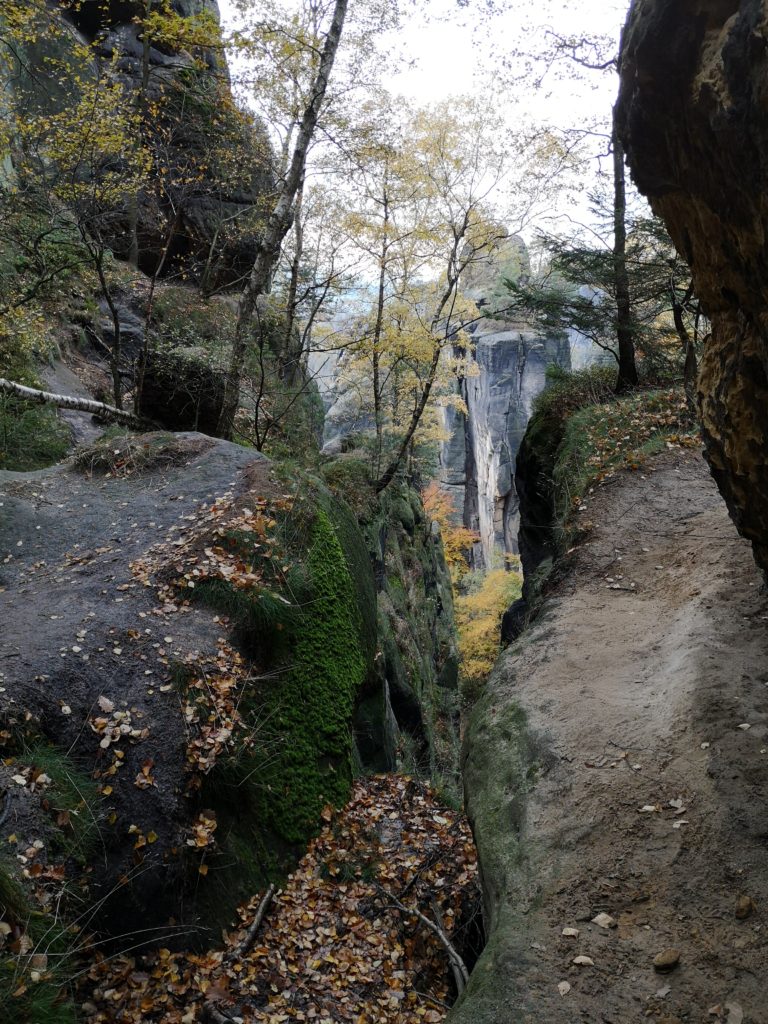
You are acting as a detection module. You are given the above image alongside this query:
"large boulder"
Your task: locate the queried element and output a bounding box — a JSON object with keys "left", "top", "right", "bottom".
{"left": 617, "top": 0, "right": 768, "bottom": 575}
{"left": 0, "top": 438, "right": 375, "bottom": 942}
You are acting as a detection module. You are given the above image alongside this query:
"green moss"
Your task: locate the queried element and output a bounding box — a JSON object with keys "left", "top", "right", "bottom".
{"left": 188, "top": 481, "right": 375, "bottom": 860}
{"left": 256, "top": 505, "right": 367, "bottom": 844}
{"left": 14, "top": 742, "right": 101, "bottom": 866}
{"left": 0, "top": 860, "right": 79, "bottom": 1024}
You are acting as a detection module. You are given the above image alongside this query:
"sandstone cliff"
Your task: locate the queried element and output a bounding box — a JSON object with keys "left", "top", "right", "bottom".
{"left": 617, "top": 0, "right": 768, "bottom": 576}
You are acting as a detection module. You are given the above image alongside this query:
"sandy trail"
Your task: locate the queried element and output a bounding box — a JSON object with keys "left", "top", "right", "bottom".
{"left": 455, "top": 452, "right": 768, "bottom": 1024}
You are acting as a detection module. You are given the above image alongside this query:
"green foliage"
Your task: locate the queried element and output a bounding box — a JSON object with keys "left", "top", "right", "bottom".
{"left": 257, "top": 505, "right": 367, "bottom": 844}
{"left": 505, "top": 207, "right": 702, "bottom": 385}
{"left": 0, "top": 818, "right": 87, "bottom": 1024}
{"left": 0, "top": 394, "right": 70, "bottom": 471}
{"left": 150, "top": 288, "right": 236, "bottom": 355}
{"left": 534, "top": 363, "right": 617, "bottom": 421}
{"left": 320, "top": 456, "right": 378, "bottom": 519}
{"left": 16, "top": 742, "right": 101, "bottom": 865}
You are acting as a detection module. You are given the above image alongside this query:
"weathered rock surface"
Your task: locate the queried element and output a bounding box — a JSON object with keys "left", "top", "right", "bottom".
{"left": 617, "top": 0, "right": 768, "bottom": 576}
{"left": 322, "top": 461, "right": 461, "bottom": 794}
{"left": 0, "top": 437, "right": 376, "bottom": 942}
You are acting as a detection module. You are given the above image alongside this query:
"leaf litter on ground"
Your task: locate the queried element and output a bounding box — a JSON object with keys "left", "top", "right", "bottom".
{"left": 80, "top": 775, "right": 480, "bottom": 1023}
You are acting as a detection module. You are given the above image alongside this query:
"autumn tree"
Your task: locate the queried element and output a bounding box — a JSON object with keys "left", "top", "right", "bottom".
{"left": 217, "top": 0, "right": 350, "bottom": 438}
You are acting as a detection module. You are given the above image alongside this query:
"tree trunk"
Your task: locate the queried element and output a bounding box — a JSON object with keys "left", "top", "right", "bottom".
{"left": 217, "top": 0, "right": 349, "bottom": 439}
{"left": 93, "top": 252, "right": 124, "bottom": 409}
{"left": 0, "top": 379, "right": 151, "bottom": 429}
{"left": 671, "top": 278, "right": 699, "bottom": 410}
{"left": 371, "top": 184, "right": 390, "bottom": 473}
{"left": 612, "top": 107, "right": 639, "bottom": 393}
{"left": 281, "top": 178, "right": 305, "bottom": 387}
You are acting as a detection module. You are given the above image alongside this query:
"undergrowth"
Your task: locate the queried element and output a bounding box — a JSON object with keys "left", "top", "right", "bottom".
{"left": 551, "top": 384, "right": 699, "bottom": 549}
{"left": 0, "top": 392, "right": 70, "bottom": 472}
{"left": 0, "top": 741, "right": 102, "bottom": 1023}
{"left": 455, "top": 565, "right": 523, "bottom": 704}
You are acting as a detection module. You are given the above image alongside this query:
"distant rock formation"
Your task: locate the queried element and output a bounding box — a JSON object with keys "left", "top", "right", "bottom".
{"left": 437, "top": 238, "right": 602, "bottom": 570}
{"left": 438, "top": 327, "right": 571, "bottom": 569}
{"left": 617, "top": 0, "right": 768, "bottom": 577}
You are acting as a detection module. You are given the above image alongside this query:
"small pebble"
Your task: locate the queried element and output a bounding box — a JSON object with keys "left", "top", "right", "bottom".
{"left": 653, "top": 948, "right": 681, "bottom": 972}
{"left": 735, "top": 895, "right": 755, "bottom": 920}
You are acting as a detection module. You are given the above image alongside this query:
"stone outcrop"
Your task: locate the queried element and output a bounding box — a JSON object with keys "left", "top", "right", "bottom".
{"left": 438, "top": 327, "right": 571, "bottom": 570}
{"left": 0, "top": 438, "right": 376, "bottom": 941}
{"left": 617, "top": 0, "right": 768, "bottom": 576}
{"left": 321, "top": 460, "right": 461, "bottom": 797}
{"left": 8, "top": 1, "right": 272, "bottom": 288}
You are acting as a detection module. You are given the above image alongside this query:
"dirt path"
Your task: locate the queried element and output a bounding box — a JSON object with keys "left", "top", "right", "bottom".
{"left": 454, "top": 452, "right": 768, "bottom": 1024}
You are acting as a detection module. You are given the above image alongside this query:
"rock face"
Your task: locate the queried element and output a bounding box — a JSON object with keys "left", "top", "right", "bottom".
{"left": 8, "top": 1, "right": 272, "bottom": 288}
{"left": 438, "top": 327, "right": 572, "bottom": 569}
{"left": 0, "top": 439, "right": 376, "bottom": 941}
{"left": 321, "top": 461, "right": 461, "bottom": 796}
{"left": 617, "top": 0, "right": 768, "bottom": 576}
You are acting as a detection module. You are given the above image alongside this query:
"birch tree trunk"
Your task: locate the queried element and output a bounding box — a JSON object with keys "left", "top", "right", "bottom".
{"left": 217, "top": 0, "right": 349, "bottom": 439}
{"left": 0, "top": 379, "right": 152, "bottom": 429}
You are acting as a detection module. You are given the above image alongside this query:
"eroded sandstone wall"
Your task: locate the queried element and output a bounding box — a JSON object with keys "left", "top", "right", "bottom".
{"left": 617, "top": 0, "right": 768, "bottom": 574}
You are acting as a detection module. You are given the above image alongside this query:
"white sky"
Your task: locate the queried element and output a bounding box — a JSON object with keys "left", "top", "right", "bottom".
{"left": 218, "top": 0, "right": 629, "bottom": 123}
{"left": 217, "top": 0, "right": 633, "bottom": 237}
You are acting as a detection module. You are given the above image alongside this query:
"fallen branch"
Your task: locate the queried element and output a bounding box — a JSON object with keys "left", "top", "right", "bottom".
{"left": 232, "top": 883, "right": 276, "bottom": 959}
{"left": 0, "top": 378, "right": 152, "bottom": 429}
{"left": 381, "top": 887, "right": 469, "bottom": 993}
{"left": 429, "top": 897, "right": 467, "bottom": 997}
{"left": 201, "top": 1007, "right": 237, "bottom": 1024}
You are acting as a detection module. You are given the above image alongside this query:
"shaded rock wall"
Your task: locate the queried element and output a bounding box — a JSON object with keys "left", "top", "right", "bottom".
{"left": 5, "top": 1, "right": 272, "bottom": 288}
{"left": 321, "top": 460, "right": 461, "bottom": 795}
{"left": 617, "top": 0, "right": 768, "bottom": 575}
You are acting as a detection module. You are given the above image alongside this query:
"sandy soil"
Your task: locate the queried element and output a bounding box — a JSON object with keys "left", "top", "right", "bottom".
{"left": 460, "top": 452, "right": 768, "bottom": 1024}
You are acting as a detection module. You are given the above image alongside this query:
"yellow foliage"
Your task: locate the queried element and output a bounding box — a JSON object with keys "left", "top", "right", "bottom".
{"left": 422, "top": 482, "right": 478, "bottom": 584}
{"left": 455, "top": 566, "right": 522, "bottom": 685}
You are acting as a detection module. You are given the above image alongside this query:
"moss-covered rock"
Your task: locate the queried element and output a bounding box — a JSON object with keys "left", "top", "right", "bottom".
{"left": 185, "top": 466, "right": 377, "bottom": 889}
{"left": 447, "top": 672, "right": 537, "bottom": 1024}
{"left": 258, "top": 504, "right": 370, "bottom": 843}
{"left": 321, "top": 459, "right": 461, "bottom": 797}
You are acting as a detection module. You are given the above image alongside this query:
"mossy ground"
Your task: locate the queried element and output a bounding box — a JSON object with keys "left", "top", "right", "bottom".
{"left": 552, "top": 385, "right": 699, "bottom": 548}
{"left": 520, "top": 366, "right": 699, "bottom": 608}
{"left": 0, "top": 742, "right": 101, "bottom": 1023}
